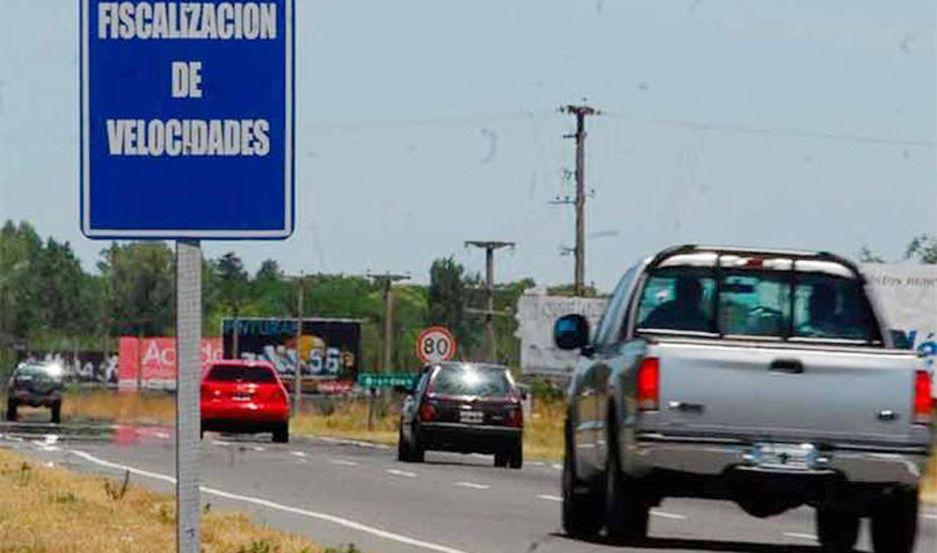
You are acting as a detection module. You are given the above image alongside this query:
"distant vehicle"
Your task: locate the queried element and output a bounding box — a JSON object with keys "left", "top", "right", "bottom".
{"left": 556, "top": 245, "right": 933, "bottom": 553}
{"left": 6, "top": 362, "right": 64, "bottom": 423}
{"left": 200, "top": 360, "right": 290, "bottom": 443}
{"left": 396, "top": 362, "right": 524, "bottom": 468}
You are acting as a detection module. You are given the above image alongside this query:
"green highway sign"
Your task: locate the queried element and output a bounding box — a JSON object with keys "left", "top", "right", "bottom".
{"left": 357, "top": 373, "right": 417, "bottom": 389}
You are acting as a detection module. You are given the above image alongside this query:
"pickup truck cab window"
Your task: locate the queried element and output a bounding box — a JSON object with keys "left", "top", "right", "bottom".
{"left": 792, "top": 273, "right": 879, "bottom": 342}
{"left": 635, "top": 268, "right": 715, "bottom": 334}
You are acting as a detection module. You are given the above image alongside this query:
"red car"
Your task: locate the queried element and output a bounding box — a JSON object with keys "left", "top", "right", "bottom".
{"left": 200, "top": 360, "right": 290, "bottom": 443}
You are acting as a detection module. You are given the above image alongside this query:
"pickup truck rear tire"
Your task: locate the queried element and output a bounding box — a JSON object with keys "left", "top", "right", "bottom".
{"left": 50, "top": 401, "right": 61, "bottom": 424}
{"left": 815, "top": 505, "right": 859, "bottom": 552}
{"left": 5, "top": 401, "right": 16, "bottom": 422}
{"left": 870, "top": 486, "right": 918, "bottom": 553}
{"left": 562, "top": 419, "right": 603, "bottom": 539}
{"left": 604, "top": 423, "right": 649, "bottom": 543}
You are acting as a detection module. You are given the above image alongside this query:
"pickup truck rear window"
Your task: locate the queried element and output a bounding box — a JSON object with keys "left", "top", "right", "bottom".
{"left": 635, "top": 267, "right": 879, "bottom": 343}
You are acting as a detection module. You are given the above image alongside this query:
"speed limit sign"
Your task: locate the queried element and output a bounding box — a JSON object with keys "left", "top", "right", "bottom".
{"left": 416, "top": 326, "right": 457, "bottom": 364}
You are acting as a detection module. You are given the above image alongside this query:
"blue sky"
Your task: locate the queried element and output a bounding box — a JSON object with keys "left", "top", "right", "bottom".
{"left": 0, "top": 1, "right": 934, "bottom": 290}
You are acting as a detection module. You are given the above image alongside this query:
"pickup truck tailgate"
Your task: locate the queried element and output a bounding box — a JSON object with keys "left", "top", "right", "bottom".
{"left": 648, "top": 340, "right": 921, "bottom": 446}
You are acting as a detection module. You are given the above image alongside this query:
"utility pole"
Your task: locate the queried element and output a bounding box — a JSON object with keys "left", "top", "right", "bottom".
{"left": 464, "top": 241, "right": 515, "bottom": 362}
{"left": 293, "top": 273, "right": 304, "bottom": 414}
{"left": 559, "top": 104, "right": 598, "bottom": 296}
{"left": 367, "top": 272, "right": 410, "bottom": 372}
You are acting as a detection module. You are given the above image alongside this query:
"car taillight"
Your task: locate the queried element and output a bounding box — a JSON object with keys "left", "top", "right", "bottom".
{"left": 636, "top": 357, "right": 660, "bottom": 411}
{"left": 506, "top": 405, "right": 524, "bottom": 428}
{"left": 913, "top": 370, "right": 932, "bottom": 425}
{"left": 419, "top": 402, "right": 436, "bottom": 422}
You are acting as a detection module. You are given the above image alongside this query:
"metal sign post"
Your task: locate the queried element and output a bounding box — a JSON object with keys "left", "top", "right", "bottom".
{"left": 175, "top": 240, "right": 202, "bottom": 552}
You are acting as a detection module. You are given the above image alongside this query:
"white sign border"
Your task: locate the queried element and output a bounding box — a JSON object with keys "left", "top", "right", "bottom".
{"left": 79, "top": 0, "right": 295, "bottom": 240}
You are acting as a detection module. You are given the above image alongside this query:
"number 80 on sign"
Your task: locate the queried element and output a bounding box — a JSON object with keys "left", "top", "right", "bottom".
{"left": 416, "top": 326, "right": 457, "bottom": 364}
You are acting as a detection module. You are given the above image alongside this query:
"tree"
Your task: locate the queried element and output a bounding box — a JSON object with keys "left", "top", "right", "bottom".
{"left": 858, "top": 246, "right": 885, "bottom": 263}
{"left": 213, "top": 252, "right": 250, "bottom": 317}
{"left": 427, "top": 257, "right": 483, "bottom": 359}
{"left": 98, "top": 242, "right": 174, "bottom": 336}
{"left": 905, "top": 235, "right": 937, "bottom": 264}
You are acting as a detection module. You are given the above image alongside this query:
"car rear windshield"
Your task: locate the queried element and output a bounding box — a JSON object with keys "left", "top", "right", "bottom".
{"left": 430, "top": 366, "right": 513, "bottom": 397}
{"left": 635, "top": 263, "right": 880, "bottom": 343}
{"left": 206, "top": 365, "right": 277, "bottom": 383}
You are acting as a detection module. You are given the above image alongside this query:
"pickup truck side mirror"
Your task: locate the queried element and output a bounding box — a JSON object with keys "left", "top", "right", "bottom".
{"left": 554, "top": 314, "right": 590, "bottom": 351}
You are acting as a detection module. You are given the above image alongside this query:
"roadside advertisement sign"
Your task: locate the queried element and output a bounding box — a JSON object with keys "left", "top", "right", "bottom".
{"left": 117, "top": 336, "right": 223, "bottom": 391}
{"left": 515, "top": 289, "right": 609, "bottom": 376}
{"left": 861, "top": 263, "right": 937, "bottom": 376}
{"left": 222, "top": 317, "right": 361, "bottom": 382}
{"left": 415, "top": 326, "right": 457, "bottom": 364}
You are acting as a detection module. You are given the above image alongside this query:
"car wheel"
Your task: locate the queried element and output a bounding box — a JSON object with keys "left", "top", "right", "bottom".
{"left": 6, "top": 401, "right": 17, "bottom": 422}
{"left": 410, "top": 437, "right": 425, "bottom": 463}
{"left": 397, "top": 427, "right": 409, "bottom": 461}
{"left": 272, "top": 422, "right": 289, "bottom": 443}
{"left": 50, "top": 401, "right": 61, "bottom": 424}
{"left": 508, "top": 441, "right": 523, "bottom": 470}
{"left": 816, "top": 504, "right": 859, "bottom": 552}
{"left": 604, "top": 422, "right": 648, "bottom": 544}
{"left": 871, "top": 486, "right": 918, "bottom": 553}
{"left": 562, "top": 419, "right": 603, "bottom": 539}
{"left": 494, "top": 452, "right": 508, "bottom": 467}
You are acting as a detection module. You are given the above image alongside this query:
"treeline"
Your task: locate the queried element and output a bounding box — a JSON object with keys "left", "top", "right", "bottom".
{"left": 0, "top": 221, "right": 536, "bottom": 372}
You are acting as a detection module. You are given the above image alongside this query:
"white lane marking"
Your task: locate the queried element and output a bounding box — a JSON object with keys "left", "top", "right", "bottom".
{"left": 924, "top": 513, "right": 937, "bottom": 521}
{"left": 537, "top": 494, "right": 562, "bottom": 502}
{"left": 329, "top": 459, "right": 359, "bottom": 467}
{"left": 551, "top": 463, "right": 562, "bottom": 470}
{"left": 455, "top": 481, "right": 490, "bottom": 490}
{"left": 154, "top": 431, "right": 170, "bottom": 439}
{"left": 386, "top": 468, "right": 417, "bottom": 478}
{"left": 650, "top": 510, "right": 687, "bottom": 521}
{"left": 252, "top": 446, "right": 265, "bottom": 452}
{"left": 529, "top": 461, "right": 544, "bottom": 467}
{"left": 68, "top": 450, "right": 470, "bottom": 553}
{"left": 783, "top": 532, "right": 818, "bottom": 541}
{"left": 290, "top": 451, "right": 307, "bottom": 458}
{"left": 212, "top": 440, "right": 233, "bottom": 446}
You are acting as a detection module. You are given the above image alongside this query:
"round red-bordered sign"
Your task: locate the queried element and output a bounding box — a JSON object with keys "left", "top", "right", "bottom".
{"left": 415, "top": 326, "right": 457, "bottom": 364}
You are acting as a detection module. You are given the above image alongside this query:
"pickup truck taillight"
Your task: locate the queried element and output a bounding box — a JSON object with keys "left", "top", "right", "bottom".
{"left": 913, "top": 370, "right": 932, "bottom": 425}
{"left": 636, "top": 357, "right": 660, "bottom": 411}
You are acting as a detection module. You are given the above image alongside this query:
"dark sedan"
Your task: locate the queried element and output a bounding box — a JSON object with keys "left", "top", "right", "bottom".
{"left": 6, "top": 362, "right": 64, "bottom": 423}
{"left": 397, "top": 362, "right": 524, "bottom": 468}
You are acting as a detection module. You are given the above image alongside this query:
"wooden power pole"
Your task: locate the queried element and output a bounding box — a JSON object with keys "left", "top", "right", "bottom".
{"left": 464, "top": 241, "right": 515, "bottom": 362}
{"left": 560, "top": 105, "right": 597, "bottom": 296}
{"left": 367, "top": 272, "right": 410, "bottom": 372}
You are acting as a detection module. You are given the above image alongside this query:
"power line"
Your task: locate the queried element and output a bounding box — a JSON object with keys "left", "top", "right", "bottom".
{"left": 602, "top": 111, "right": 934, "bottom": 148}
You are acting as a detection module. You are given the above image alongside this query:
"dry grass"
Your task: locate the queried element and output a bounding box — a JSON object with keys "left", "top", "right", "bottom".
{"left": 0, "top": 448, "right": 339, "bottom": 553}
{"left": 63, "top": 389, "right": 174, "bottom": 425}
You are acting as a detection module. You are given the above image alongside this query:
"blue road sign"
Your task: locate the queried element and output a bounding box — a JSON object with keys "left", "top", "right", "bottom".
{"left": 80, "top": 0, "right": 294, "bottom": 239}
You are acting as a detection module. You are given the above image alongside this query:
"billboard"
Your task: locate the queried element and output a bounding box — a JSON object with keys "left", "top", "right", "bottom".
{"left": 118, "top": 337, "right": 223, "bottom": 391}
{"left": 861, "top": 263, "right": 937, "bottom": 372}
{"left": 17, "top": 351, "right": 118, "bottom": 385}
{"left": 222, "top": 318, "right": 361, "bottom": 382}
{"left": 515, "top": 289, "right": 609, "bottom": 376}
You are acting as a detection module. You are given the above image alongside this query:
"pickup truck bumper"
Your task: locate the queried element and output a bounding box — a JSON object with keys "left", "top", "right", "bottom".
{"left": 634, "top": 433, "right": 930, "bottom": 486}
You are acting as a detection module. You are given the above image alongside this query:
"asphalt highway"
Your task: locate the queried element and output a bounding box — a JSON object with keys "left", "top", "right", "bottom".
{"left": 1, "top": 421, "right": 934, "bottom": 553}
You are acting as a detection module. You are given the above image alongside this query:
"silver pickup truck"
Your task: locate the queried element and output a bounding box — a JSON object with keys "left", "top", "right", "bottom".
{"left": 554, "top": 245, "right": 933, "bottom": 553}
